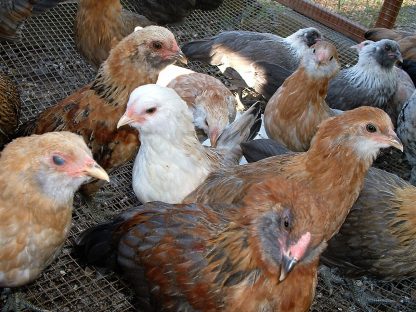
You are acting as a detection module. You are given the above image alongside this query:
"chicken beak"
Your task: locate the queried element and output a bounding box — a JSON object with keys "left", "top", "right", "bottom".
{"left": 117, "top": 114, "right": 133, "bottom": 129}
{"left": 279, "top": 254, "right": 298, "bottom": 282}
{"left": 84, "top": 162, "right": 110, "bottom": 182}
{"left": 209, "top": 128, "right": 220, "bottom": 147}
{"left": 386, "top": 131, "right": 403, "bottom": 152}
{"left": 173, "top": 50, "right": 188, "bottom": 65}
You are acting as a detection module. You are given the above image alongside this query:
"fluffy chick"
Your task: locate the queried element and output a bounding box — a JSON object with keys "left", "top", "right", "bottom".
{"left": 75, "top": 0, "right": 154, "bottom": 69}
{"left": 117, "top": 84, "right": 260, "bottom": 204}
{"left": 76, "top": 177, "right": 332, "bottom": 311}
{"left": 0, "top": 131, "right": 108, "bottom": 288}
{"left": 182, "top": 27, "right": 322, "bottom": 99}
{"left": 264, "top": 40, "right": 340, "bottom": 152}
{"left": 184, "top": 107, "right": 403, "bottom": 249}
{"left": 136, "top": 0, "right": 223, "bottom": 24}
{"left": 0, "top": 72, "right": 21, "bottom": 149}
{"left": 166, "top": 72, "right": 237, "bottom": 146}
{"left": 327, "top": 39, "right": 403, "bottom": 123}
{"left": 0, "top": 0, "right": 64, "bottom": 41}
{"left": 17, "top": 26, "right": 186, "bottom": 197}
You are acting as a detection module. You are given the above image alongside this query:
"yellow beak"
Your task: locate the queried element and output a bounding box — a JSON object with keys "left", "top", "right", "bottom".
{"left": 84, "top": 163, "right": 110, "bottom": 182}
{"left": 117, "top": 114, "right": 133, "bottom": 129}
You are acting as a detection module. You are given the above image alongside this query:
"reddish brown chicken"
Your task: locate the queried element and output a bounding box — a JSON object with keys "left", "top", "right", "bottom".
{"left": 76, "top": 177, "right": 339, "bottom": 311}
{"left": 264, "top": 40, "right": 340, "bottom": 152}
{"left": 75, "top": 0, "right": 154, "bottom": 69}
{"left": 184, "top": 107, "right": 403, "bottom": 245}
{"left": 0, "top": 72, "right": 21, "bottom": 149}
{"left": 17, "top": 26, "right": 186, "bottom": 197}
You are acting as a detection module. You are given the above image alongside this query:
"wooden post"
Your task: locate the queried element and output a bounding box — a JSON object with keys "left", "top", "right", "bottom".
{"left": 274, "top": 0, "right": 367, "bottom": 42}
{"left": 375, "top": 0, "right": 403, "bottom": 28}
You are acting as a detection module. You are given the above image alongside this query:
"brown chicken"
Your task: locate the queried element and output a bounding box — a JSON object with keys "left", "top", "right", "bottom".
{"left": 0, "top": 132, "right": 108, "bottom": 309}
{"left": 184, "top": 107, "right": 403, "bottom": 242}
{"left": 0, "top": 0, "right": 64, "bottom": 41}
{"left": 264, "top": 40, "right": 340, "bottom": 152}
{"left": 365, "top": 27, "right": 416, "bottom": 61}
{"left": 0, "top": 72, "right": 21, "bottom": 149}
{"left": 75, "top": 0, "right": 154, "bottom": 69}
{"left": 17, "top": 26, "right": 186, "bottom": 197}
{"left": 76, "top": 177, "right": 340, "bottom": 311}
{"left": 166, "top": 72, "right": 238, "bottom": 146}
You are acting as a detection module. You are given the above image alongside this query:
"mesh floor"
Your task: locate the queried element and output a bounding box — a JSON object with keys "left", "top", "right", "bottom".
{"left": 0, "top": 0, "right": 415, "bottom": 311}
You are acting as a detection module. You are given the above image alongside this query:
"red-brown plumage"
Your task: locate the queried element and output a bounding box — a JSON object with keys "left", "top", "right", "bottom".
{"left": 17, "top": 26, "right": 184, "bottom": 196}
{"left": 76, "top": 177, "right": 334, "bottom": 311}
{"left": 264, "top": 41, "right": 339, "bottom": 151}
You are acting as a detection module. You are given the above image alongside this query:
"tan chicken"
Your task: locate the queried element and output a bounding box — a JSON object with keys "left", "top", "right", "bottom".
{"left": 75, "top": 0, "right": 154, "bottom": 69}
{"left": 264, "top": 40, "right": 340, "bottom": 152}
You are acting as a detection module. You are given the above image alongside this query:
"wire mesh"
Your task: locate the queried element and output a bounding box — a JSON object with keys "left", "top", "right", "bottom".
{"left": 0, "top": 0, "right": 415, "bottom": 311}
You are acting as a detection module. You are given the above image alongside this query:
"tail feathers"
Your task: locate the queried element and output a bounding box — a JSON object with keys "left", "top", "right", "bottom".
{"left": 252, "top": 61, "right": 292, "bottom": 100}
{"left": 216, "top": 101, "right": 261, "bottom": 164}
{"left": 364, "top": 28, "right": 410, "bottom": 42}
{"left": 182, "top": 39, "right": 219, "bottom": 64}
{"left": 0, "top": 0, "right": 63, "bottom": 40}
{"left": 241, "top": 138, "right": 291, "bottom": 163}
{"left": 73, "top": 208, "right": 141, "bottom": 269}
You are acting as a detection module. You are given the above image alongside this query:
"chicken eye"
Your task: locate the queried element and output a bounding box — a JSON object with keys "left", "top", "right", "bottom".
{"left": 329, "top": 56, "right": 334, "bottom": 61}
{"left": 366, "top": 123, "right": 377, "bottom": 133}
{"left": 52, "top": 155, "right": 65, "bottom": 166}
{"left": 385, "top": 45, "right": 391, "bottom": 51}
{"left": 283, "top": 218, "right": 290, "bottom": 229}
{"left": 152, "top": 41, "right": 163, "bottom": 50}
{"left": 146, "top": 107, "right": 157, "bottom": 114}
{"left": 312, "top": 49, "right": 316, "bottom": 54}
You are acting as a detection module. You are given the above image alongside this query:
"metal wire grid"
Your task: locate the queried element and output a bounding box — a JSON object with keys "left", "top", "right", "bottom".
{"left": 0, "top": 0, "right": 414, "bottom": 311}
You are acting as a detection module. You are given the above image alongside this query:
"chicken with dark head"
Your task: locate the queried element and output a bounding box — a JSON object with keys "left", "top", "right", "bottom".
{"left": 16, "top": 26, "right": 186, "bottom": 198}
{"left": 264, "top": 40, "right": 340, "bottom": 152}
{"left": 182, "top": 27, "right": 322, "bottom": 100}
{"left": 76, "top": 176, "right": 339, "bottom": 311}
{"left": 326, "top": 39, "right": 403, "bottom": 123}
{"left": 0, "top": 131, "right": 108, "bottom": 310}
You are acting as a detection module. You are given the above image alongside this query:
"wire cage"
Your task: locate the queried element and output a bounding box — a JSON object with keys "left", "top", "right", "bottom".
{"left": 0, "top": 0, "right": 415, "bottom": 311}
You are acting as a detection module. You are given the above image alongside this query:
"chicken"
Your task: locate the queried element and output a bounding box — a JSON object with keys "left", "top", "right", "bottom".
{"left": 0, "top": 0, "right": 64, "bottom": 41}
{"left": 76, "top": 176, "right": 339, "bottom": 311}
{"left": 0, "top": 72, "right": 21, "bottom": 149}
{"left": 264, "top": 40, "right": 340, "bottom": 152}
{"left": 401, "top": 59, "right": 416, "bottom": 86}
{"left": 241, "top": 138, "right": 416, "bottom": 281}
{"left": 156, "top": 64, "right": 194, "bottom": 86}
{"left": 321, "top": 167, "right": 416, "bottom": 280}
{"left": 182, "top": 27, "right": 322, "bottom": 100}
{"left": 166, "top": 72, "right": 238, "bottom": 146}
{"left": 350, "top": 40, "right": 414, "bottom": 125}
{"left": 326, "top": 39, "right": 403, "bottom": 123}
{"left": 397, "top": 90, "right": 416, "bottom": 184}
{"left": 16, "top": 26, "right": 186, "bottom": 197}
{"left": 75, "top": 0, "right": 154, "bottom": 69}
{"left": 365, "top": 27, "right": 416, "bottom": 61}
{"left": 116, "top": 84, "right": 260, "bottom": 204}
{"left": 136, "top": 0, "right": 224, "bottom": 24}
{"left": 183, "top": 107, "right": 404, "bottom": 248}
{"left": 0, "top": 132, "right": 108, "bottom": 310}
